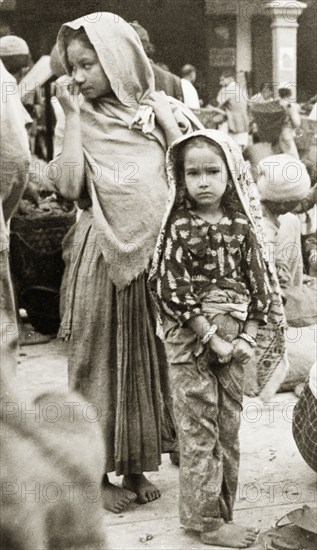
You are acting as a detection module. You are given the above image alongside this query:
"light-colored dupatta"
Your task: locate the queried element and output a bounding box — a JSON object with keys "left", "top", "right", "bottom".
{"left": 56, "top": 13, "right": 203, "bottom": 291}
{"left": 149, "top": 129, "right": 286, "bottom": 393}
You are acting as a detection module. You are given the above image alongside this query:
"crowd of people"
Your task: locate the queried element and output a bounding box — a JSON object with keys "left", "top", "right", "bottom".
{"left": 1, "top": 11, "right": 316, "bottom": 550}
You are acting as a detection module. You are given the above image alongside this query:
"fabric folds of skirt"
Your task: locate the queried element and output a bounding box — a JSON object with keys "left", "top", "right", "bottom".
{"left": 63, "top": 217, "right": 176, "bottom": 476}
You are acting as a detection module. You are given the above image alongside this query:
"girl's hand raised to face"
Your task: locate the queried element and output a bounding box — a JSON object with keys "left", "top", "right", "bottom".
{"left": 55, "top": 75, "right": 80, "bottom": 115}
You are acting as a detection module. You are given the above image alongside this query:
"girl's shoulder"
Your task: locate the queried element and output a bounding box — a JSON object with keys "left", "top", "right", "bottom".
{"left": 168, "top": 207, "right": 192, "bottom": 230}
{"left": 225, "top": 211, "right": 249, "bottom": 230}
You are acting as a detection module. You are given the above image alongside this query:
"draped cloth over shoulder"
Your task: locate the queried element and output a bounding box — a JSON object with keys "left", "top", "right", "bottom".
{"left": 56, "top": 13, "right": 202, "bottom": 339}
{"left": 149, "top": 130, "right": 286, "bottom": 393}
{"left": 55, "top": 13, "right": 202, "bottom": 474}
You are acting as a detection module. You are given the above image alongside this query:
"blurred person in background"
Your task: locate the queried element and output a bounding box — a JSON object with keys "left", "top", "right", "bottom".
{"left": 0, "top": 35, "right": 31, "bottom": 84}
{"left": 180, "top": 63, "right": 200, "bottom": 110}
{"left": 217, "top": 69, "right": 249, "bottom": 150}
{"left": 249, "top": 83, "right": 274, "bottom": 143}
{"left": 249, "top": 82, "right": 273, "bottom": 105}
{"left": 277, "top": 82, "right": 301, "bottom": 158}
{"left": 130, "top": 20, "right": 183, "bottom": 102}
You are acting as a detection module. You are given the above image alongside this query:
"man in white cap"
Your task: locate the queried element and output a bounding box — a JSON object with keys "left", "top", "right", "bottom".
{"left": 244, "top": 154, "right": 316, "bottom": 399}
{"left": 258, "top": 154, "right": 316, "bottom": 321}
{"left": 0, "top": 35, "right": 30, "bottom": 83}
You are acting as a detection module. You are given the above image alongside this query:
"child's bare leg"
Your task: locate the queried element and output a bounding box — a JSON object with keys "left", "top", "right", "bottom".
{"left": 200, "top": 524, "right": 259, "bottom": 547}
{"left": 122, "top": 474, "right": 161, "bottom": 504}
{"left": 102, "top": 474, "right": 136, "bottom": 513}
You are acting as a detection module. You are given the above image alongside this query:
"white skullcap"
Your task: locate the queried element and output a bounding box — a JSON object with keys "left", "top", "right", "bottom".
{"left": 0, "top": 35, "right": 29, "bottom": 57}
{"left": 258, "top": 154, "right": 311, "bottom": 202}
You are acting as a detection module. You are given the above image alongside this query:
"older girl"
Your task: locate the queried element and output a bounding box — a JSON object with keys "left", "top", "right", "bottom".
{"left": 53, "top": 13, "right": 200, "bottom": 513}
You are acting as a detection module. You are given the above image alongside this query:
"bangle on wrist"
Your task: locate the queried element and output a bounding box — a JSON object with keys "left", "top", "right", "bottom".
{"left": 238, "top": 332, "right": 257, "bottom": 348}
{"left": 201, "top": 324, "right": 217, "bottom": 345}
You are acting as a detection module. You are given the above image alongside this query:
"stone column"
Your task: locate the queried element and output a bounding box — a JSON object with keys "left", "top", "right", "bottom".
{"left": 265, "top": 0, "right": 307, "bottom": 98}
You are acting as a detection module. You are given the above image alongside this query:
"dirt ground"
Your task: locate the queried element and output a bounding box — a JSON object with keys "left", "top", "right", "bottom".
{"left": 16, "top": 339, "right": 316, "bottom": 550}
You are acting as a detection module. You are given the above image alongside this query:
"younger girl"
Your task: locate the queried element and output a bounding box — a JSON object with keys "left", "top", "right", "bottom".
{"left": 150, "top": 130, "right": 284, "bottom": 547}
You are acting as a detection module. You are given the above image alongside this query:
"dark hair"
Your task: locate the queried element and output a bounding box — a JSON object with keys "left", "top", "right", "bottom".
{"left": 278, "top": 88, "right": 292, "bottom": 99}
{"left": 181, "top": 64, "right": 196, "bottom": 78}
{"left": 175, "top": 136, "right": 243, "bottom": 215}
{"left": 1, "top": 54, "right": 29, "bottom": 75}
{"left": 220, "top": 68, "right": 235, "bottom": 79}
{"left": 63, "top": 26, "right": 94, "bottom": 51}
{"left": 260, "top": 82, "right": 273, "bottom": 93}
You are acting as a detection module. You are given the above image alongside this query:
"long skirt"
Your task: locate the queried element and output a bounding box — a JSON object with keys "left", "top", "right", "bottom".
{"left": 163, "top": 313, "right": 244, "bottom": 532}
{"left": 64, "top": 220, "right": 176, "bottom": 476}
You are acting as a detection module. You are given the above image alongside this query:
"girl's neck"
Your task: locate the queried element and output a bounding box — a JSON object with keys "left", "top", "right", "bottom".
{"left": 193, "top": 203, "right": 224, "bottom": 224}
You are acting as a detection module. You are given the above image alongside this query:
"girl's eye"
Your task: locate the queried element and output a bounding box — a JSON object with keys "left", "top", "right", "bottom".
{"left": 206, "top": 167, "right": 220, "bottom": 174}
{"left": 186, "top": 169, "right": 198, "bottom": 176}
{"left": 83, "top": 64, "right": 92, "bottom": 70}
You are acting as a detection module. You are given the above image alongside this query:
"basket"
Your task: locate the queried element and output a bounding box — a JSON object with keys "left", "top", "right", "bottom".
{"left": 11, "top": 196, "right": 76, "bottom": 256}
{"left": 252, "top": 101, "right": 285, "bottom": 143}
{"left": 10, "top": 194, "right": 76, "bottom": 334}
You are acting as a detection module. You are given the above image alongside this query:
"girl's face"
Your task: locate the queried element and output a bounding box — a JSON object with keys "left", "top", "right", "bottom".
{"left": 183, "top": 143, "right": 229, "bottom": 209}
{"left": 67, "top": 39, "right": 112, "bottom": 99}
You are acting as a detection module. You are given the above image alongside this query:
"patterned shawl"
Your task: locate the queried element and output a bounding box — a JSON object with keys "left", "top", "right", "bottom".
{"left": 149, "top": 130, "right": 286, "bottom": 392}
{"left": 56, "top": 13, "right": 202, "bottom": 290}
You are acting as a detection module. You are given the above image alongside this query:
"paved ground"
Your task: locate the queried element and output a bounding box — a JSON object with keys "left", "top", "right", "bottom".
{"left": 17, "top": 338, "right": 316, "bottom": 550}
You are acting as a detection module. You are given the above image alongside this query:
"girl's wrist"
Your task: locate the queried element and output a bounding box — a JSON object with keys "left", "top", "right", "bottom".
{"left": 238, "top": 332, "right": 257, "bottom": 348}
{"left": 201, "top": 324, "right": 218, "bottom": 345}
{"left": 163, "top": 123, "right": 182, "bottom": 142}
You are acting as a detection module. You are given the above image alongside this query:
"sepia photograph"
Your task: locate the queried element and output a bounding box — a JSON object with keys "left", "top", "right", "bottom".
{"left": 0, "top": 0, "right": 316, "bottom": 548}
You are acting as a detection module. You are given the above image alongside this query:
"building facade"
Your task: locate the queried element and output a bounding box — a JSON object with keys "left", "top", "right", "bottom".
{"left": 1, "top": 0, "right": 316, "bottom": 103}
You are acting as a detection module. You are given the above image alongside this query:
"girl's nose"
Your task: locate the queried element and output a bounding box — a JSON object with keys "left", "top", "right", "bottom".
{"left": 199, "top": 176, "right": 209, "bottom": 187}
{"left": 73, "top": 69, "right": 85, "bottom": 84}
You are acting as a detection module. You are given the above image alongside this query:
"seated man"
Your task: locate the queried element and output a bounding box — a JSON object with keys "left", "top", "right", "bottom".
{"left": 258, "top": 154, "right": 316, "bottom": 326}
{"left": 244, "top": 154, "right": 316, "bottom": 399}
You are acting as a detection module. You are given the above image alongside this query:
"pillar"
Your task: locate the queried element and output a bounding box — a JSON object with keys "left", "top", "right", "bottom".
{"left": 265, "top": 0, "right": 307, "bottom": 99}
{"left": 236, "top": 1, "right": 252, "bottom": 73}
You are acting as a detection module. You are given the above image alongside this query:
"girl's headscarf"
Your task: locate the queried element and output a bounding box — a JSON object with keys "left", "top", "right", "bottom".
{"left": 55, "top": 13, "right": 203, "bottom": 343}
{"left": 57, "top": 12, "right": 154, "bottom": 111}
{"left": 149, "top": 130, "right": 286, "bottom": 394}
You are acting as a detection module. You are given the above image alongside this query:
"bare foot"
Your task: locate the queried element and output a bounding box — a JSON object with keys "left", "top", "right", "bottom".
{"left": 200, "top": 523, "right": 259, "bottom": 548}
{"left": 123, "top": 474, "right": 161, "bottom": 504}
{"left": 102, "top": 475, "right": 137, "bottom": 513}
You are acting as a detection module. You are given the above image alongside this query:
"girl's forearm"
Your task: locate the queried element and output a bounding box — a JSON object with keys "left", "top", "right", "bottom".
{"left": 186, "top": 315, "right": 214, "bottom": 339}
{"left": 54, "top": 112, "right": 85, "bottom": 200}
{"left": 163, "top": 121, "right": 182, "bottom": 147}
